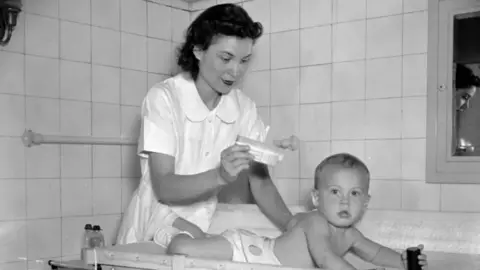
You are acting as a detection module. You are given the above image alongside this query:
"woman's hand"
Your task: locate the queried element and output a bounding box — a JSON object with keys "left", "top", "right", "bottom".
{"left": 218, "top": 144, "right": 254, "bottom": 183}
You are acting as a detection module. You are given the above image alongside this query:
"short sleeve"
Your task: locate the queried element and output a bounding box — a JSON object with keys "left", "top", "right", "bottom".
{"left": 240, "top": 102, "right": 269, "bottom": 143}
{"left": 137, "top": 86, "right": 177, "bottom": 158}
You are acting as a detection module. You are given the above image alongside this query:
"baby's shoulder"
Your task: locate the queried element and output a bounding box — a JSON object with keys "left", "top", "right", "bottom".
{"left": 344, "top": 226, "right": 367, "bottom": 245}
{"left": 296, "top": 211, "right": 330, "bottom": 234}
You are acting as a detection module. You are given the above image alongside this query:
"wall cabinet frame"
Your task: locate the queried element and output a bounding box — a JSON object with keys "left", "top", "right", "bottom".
{"left": 426, "top": 0, "right": 480, "bottom": 184}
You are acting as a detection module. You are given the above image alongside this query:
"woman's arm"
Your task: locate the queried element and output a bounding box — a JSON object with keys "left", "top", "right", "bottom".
{"left": 150, "top": 143, "right": 255, "bottom": 205}
{"left": 248, "top": 162, "right": 293, "bottom": 231}
{"left": 149, "top": 152, "right": 226, "bottom": 205}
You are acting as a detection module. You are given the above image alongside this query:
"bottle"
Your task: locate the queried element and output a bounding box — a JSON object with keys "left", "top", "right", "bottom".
{"left": 406, "top": 246, "right": 422, "bottom": 270}
{"left": 96, "top": 225, "right": 105, "bottom": 247}
{"left": 90, "top": 225, "right": 105, "bottom": 248}
{"left": 81, "top": 224, "right": 93, "bottom": 261}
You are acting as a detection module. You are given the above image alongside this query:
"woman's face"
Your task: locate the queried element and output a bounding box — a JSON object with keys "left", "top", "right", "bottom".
{"left": 194, "top": 35, "right": 254, "bottom": 95}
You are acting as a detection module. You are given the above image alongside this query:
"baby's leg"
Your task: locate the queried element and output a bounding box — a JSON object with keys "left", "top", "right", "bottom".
{"left": 167, "top": 234, "right": 233, "bottom": 261}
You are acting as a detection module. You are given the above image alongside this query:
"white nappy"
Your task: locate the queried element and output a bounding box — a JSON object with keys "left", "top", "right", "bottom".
{"left": 221, "top": 229, "right": 281, "bottom": 266}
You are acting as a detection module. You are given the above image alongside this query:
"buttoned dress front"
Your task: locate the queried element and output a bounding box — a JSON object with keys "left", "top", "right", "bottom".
{"left": 116, "top": 72, "right": 269, "bottom": 246}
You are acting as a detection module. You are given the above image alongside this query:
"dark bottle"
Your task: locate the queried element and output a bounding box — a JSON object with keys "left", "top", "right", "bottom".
{"left": 406, "top": 246, "right": 422, "bottom": 270}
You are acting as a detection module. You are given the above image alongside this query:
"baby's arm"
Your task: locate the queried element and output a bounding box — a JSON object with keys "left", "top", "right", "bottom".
{"left": 347, "top": 228, "right": 404, "bottom": 269}
{"left": 303, "top": 215, "right": 356, "bottom": 270}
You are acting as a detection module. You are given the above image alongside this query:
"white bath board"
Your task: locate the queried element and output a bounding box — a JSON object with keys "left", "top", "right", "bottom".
{"left": 48, "top": 204, "right": 480, "bottom": 270}
{"left": 81, "top": 243, "right": 385, "bottom": 270}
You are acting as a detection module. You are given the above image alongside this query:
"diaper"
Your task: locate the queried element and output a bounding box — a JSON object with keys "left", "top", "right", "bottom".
{"left": 221, "top": 229, "right": 281, "bottom": 266}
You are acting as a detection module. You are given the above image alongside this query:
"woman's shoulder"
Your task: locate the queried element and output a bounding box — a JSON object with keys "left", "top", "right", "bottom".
{"left": 144, "top": 75, "right": 178, "bottom": 102}
{"left": 230, "top": 88, "right": 258, "bottom": 111}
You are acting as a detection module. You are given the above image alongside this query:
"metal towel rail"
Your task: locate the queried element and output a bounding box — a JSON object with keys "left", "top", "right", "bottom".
{"left": 21, "top": 129, "right": 137, "bottom": 147}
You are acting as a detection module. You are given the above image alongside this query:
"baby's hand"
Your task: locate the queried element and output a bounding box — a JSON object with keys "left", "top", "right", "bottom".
{"left": 173, "top": 217, "right": 206, "bottom": 239}
{"left": 273, "top": 135, "right": 300, "bottom": 151}
{"left": 401, "top": 244, "right": 428, "bottom": 270}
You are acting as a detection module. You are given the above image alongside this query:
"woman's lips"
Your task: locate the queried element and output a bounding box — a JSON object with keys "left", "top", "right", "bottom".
{"left": 222, "top": 79, "right": 234, "bottom": 86}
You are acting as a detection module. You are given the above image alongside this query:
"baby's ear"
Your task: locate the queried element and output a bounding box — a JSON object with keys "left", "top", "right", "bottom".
{"left": 364, "top": 194, "right": 371, "bottom": 208}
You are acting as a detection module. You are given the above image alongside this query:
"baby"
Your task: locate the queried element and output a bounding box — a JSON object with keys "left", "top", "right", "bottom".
{"left": 166, "top": 153, "right": 428, "bottom": 270}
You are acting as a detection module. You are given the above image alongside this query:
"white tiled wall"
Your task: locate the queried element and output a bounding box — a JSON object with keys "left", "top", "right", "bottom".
{"left": 0, "top": 0, "right": 189, "bottom": 268}
{"left": 1, "top": 0, "right": 480, "bottom": 269}
{"left": 233, "top": 0, "right": 480, "bottom": 213}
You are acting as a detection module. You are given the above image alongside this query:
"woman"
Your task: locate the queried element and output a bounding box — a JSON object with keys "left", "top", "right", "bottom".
{"left": 453, "top": 64, "right": 479, "bottom": 155}
{"left": 116, "top": 3, "right": 298, "bottom": 248}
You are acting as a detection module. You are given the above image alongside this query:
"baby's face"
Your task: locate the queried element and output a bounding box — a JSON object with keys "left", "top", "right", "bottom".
{"left": 313, "top": 166, "right": 370, "bottom": 228}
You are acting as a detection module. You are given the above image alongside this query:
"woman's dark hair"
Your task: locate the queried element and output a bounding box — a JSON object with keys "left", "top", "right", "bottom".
{"left": 456, "top": 64, "right": 480, "bottom": 89}
{"left": 176, "top": 3, "right": 263, "bottom": 80}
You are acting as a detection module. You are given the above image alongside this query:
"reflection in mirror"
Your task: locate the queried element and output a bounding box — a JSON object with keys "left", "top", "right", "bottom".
{"left": 452, "top": 11, "right": 480, "bottom": 156}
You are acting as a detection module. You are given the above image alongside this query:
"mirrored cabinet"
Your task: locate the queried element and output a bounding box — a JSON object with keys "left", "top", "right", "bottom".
{"left": 427, "top": 0, "right": 480, "bottom": 183}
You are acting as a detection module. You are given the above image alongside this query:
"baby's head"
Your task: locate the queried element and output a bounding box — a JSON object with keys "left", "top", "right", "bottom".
{"left": 311, "top": 153, "right": 370, "bottom": 228}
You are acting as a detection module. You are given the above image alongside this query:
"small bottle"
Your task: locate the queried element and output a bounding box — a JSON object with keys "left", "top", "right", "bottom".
{"left": 81, "top": 224, "right": 93, "bottom": 261}
{"left": 90, "top": 225, "right": 105, "bottom": 248}
{"left": 96, "top": 225, "right": 105, "bottom": 247}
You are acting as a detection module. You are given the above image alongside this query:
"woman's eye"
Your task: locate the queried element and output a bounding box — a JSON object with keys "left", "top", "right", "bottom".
{"left": 219, "top": 55, "right": 230, "bottom": 62}
{"left": 330, "top": 189, "right": 339, "bottom": 195}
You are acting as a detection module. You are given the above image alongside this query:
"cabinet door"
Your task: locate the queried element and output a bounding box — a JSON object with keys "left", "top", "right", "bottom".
{"left": 427, "top": 0, "right": 480, "bottom": 183}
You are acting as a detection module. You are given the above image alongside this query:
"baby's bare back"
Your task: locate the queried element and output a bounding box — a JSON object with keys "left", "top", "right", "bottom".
{"left": 273, "top": 212, "right": 354, "bottom": 268}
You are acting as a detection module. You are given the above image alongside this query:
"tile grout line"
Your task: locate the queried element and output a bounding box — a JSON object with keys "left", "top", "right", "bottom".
{"left": 329, "top": 0, "right": 335, "bottom": 168}
{"left": 400, "top": 0, "right": 405, "bottom": 210}
{"left": 297, "top": 0, "right": 301, "bottom": 205}
{"left": 119, "top": 0, "right": 125, "bottom": 217}
{"left": 363, "top": 0, "right": 368, "bottom": 166}
{"left": 90, "top": 0, "right": 95, "bottom": 222}
{"left": 57, "top": 0, "right": 64, "bottom": 261}
{"left": 22, "top": 2, "right": 28, "bottom": 264}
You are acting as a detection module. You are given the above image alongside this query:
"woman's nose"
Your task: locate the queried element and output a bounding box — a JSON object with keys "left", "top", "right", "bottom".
{"left": 227, "top": 62, "right": 241, "bottom": 77}
{"left": 458, "top": 99, "right": 469, "bottom": 111}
